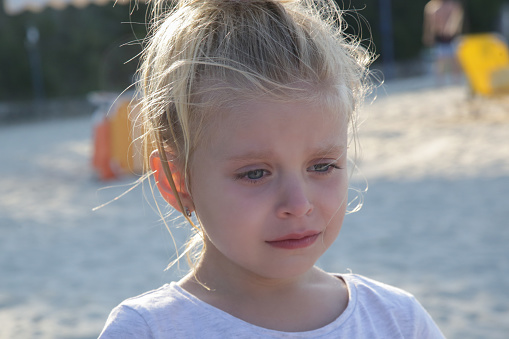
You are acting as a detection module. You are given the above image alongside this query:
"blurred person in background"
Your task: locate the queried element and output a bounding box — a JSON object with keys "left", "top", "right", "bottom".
{"left": 423, "top": 0, "right": 464, "bottom": 85}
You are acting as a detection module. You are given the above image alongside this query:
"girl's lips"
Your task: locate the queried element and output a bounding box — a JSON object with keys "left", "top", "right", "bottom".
{"left": 266, "top": 231, "right": 321, "bottom": 249}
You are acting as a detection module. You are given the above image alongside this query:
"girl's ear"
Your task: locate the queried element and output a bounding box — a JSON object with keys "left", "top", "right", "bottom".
{"left": 149, "top": 150, "right": 193, "bottom": 213}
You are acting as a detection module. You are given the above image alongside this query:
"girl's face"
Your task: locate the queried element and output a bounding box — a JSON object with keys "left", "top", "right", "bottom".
{"left": 189, "top": 98, "right": 349, "bottom": 281}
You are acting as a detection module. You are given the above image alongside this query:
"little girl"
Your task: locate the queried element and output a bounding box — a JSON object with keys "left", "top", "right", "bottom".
{"left": 99, "top": 0, "right": 444, "bottom": 337}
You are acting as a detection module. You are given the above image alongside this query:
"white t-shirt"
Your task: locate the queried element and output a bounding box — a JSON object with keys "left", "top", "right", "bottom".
{"left": 98, "top": 274, "right": 444, "bottom": 338}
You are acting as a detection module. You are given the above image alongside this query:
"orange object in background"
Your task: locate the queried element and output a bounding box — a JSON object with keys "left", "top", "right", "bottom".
{"left": 91, "top": 93, "right": 142, "bottom": 180}
{"left": 92, "top": 118, "right": 116, "bottom": 180}
{"left": 456, "top": 33, "right": 509, "bottom": 96}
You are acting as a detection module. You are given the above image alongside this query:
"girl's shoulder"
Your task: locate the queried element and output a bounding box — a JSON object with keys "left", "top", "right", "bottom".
{"left": 118, "top": 282, "right": 188, "bottom": 311}
{"left": 98, "top": 282, "right": 197, "bottom": 339}
{"left": 341, "top": 273, "right": 416, "bottom": 298}
{"left": 340, "top": 273, "right": 422, "bottom": 314}
{"left": 337, "top": 273, "right": 445, "bottom": 338}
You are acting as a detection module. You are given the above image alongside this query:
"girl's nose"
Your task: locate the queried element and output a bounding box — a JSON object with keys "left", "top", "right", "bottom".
{"left": 276, "top": 175, "right": 314, "bottom": 218}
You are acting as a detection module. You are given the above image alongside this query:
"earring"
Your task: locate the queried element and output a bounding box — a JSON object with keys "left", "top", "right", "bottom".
{"left": 185, "top": 207, "right": 192, "bottom": 217}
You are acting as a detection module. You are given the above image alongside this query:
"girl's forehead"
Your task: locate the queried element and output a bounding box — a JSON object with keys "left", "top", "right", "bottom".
{"left": 221, "top": 97, "right": 347, "bottom": 127}
{"left": 200, "top": 98, "right": 348, "bottom": 153}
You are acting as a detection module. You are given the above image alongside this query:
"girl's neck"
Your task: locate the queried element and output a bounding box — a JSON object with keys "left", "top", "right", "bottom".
{"left": 177, "top": 248, "right": 349, "bottom": 332}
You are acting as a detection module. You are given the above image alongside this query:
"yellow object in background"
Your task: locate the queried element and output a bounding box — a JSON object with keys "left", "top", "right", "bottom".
{"left": 92, "top": 93, "right": 144, "bottom": 180}
{"left": 456, "top": 33, "right": 509, "bottom": 96}
{"left": 109, "top": 99, "right": 134, "bottom": 175}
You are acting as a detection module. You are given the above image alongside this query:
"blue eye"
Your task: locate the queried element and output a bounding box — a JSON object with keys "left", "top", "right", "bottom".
{"left": 235, "top": 169, "right": 268, "bottom": 182}
{"left": 310, "top": 163, "right": 340, "bottom": 173}
{"left": 313, "top": 164, "right": 331, "bottom": 172}
{"left": 246, "top": 169, "right": 265, "bottom": 180}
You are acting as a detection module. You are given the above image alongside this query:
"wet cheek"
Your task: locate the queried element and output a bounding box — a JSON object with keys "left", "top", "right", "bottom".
{"left": 319, "top": 180, "right": 348, "bottom": 227}
{"left": 224, "top": 180, "right": 273, "bottom": 201}
{"left": 320, "top": 174, "right": 348, "bottom": 200}
{"left": 323, "top": 179, "right": 348, "bottom": 233}
{"left": 195, "top": 181, "right": 267, "bottom": 224}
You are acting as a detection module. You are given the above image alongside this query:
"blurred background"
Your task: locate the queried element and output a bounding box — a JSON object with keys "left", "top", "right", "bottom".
{"left": 1, "top": 0, "right": 509, "bottom": 338}
{"left": 1, "top": 0, "right": 508, "bottom": 107}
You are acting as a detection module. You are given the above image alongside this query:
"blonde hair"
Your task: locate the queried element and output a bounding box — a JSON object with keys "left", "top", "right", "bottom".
{"left": 138, "top": 0, "right": 372, "bottom": 269}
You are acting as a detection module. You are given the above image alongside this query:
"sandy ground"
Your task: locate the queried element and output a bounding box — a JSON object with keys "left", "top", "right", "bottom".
{"left": 0, "top": 77, "right": 508, "bottom": 338}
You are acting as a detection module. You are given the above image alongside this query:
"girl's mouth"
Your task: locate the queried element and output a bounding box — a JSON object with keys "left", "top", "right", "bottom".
{"left": 266, "top": 231, "right": 321, "bottom": 250}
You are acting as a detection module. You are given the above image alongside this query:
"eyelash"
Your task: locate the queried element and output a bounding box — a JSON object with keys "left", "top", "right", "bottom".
{"left": 311, "top": 163, "right": 341, "bottom": 174}
{"left": 234, "top": 163, "right": 341, "bottom": 184}
{"left": 235, "top": 169, "right": 269, "bottom": 183}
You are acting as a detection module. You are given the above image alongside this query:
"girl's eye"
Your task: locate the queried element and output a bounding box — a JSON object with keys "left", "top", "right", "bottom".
{"left": 310, "top": 163, "right": 340, "bottom": 173}
{"left": 246, "top": 169, "right": 265, "bottom": 180}
{"left": 235, "top": 169, "right": 268, "bottom": 182}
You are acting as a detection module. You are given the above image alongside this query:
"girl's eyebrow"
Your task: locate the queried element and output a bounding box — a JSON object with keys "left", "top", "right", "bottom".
{"left": 224, "top": 144, "right": 346, "bottom": 163}
{"left": 225, "top": 150, "right": 274, "bottom": 163}
{"left": 312, "top": 144, "right": 347, "bottom": 159}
